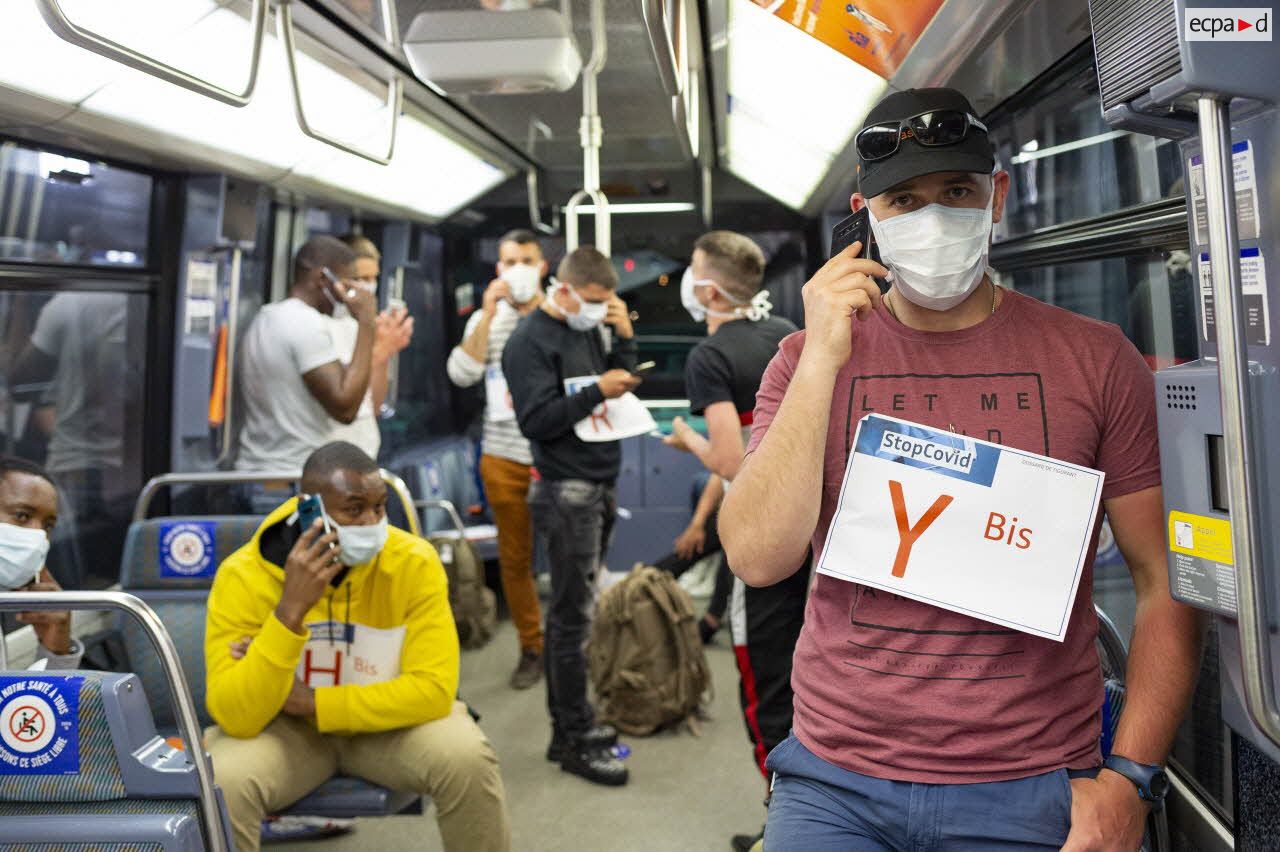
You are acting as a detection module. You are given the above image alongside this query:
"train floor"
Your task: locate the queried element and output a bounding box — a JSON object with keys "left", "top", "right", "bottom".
{"left": 285, "top": 581, "right": 768, "bottom": 851}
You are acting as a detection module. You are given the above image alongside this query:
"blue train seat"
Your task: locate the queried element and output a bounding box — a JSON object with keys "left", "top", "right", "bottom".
{"left": 0, "top": 670, "right": 233, "bottom": 850}
{"left": 389, "top": 436, "right": 498, "bottom": 561}
{"left": 117, "top": 517, "right": 422, "bottom": 820}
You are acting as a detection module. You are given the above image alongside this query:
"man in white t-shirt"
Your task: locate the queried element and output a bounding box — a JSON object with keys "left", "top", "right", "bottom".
{"left": 323, "top": 234, "right": 415, "bottom": 459}
{"left": 446, "top": 229, "right": 547, "bottom": 690}
{"left": 236, "top": 236, "right": 378, "bottom": 472}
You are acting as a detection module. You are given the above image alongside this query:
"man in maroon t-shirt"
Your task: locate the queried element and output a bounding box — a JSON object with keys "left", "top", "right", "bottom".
{"left": 721, "top": 87, "right": 1203, "bottom": 850}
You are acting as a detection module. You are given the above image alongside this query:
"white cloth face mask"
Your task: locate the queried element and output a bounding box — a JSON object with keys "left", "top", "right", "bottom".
{"left": 558, "top": 281, "right": 608, "bottom": 331}
{"left": 329, "top": 515, "right": 389, "bottom": 567}
{"left": 502, "top": 264, "right": 542, "bottom": 304}
{"left": 868, "top": 192, "right": 994, "bottom": 312}
{"left": 0, "top": 522, "right": 49, "bottom": 590}
{"left": 680, "top": 267, "right": 773, "bottom": 322}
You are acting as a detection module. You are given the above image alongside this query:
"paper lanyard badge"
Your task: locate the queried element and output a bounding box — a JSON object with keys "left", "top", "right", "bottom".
{"left": 297, "top": 621, "right": 406, "bottom": 688}
{"left": 485, "top": 365, "right": 517, "bottom": 423}
{"left": 817, "top": 414, "right": 1105, "bottom": 642}
{"left": 563, "top": 375, "right": 657, "bottom": 443}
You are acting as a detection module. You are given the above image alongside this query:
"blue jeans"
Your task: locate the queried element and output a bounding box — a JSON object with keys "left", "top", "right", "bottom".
{"left": 764, "top": 734, "right": 1097, "bottom": 851}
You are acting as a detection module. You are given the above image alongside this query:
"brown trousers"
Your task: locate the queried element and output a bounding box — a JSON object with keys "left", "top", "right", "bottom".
{"left": 478, "top": 453, "right": 543, "bottom": 654}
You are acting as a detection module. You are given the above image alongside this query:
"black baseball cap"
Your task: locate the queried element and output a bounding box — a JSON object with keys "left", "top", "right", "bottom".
{"left": 856, "top": 88, "right": 995, "bottom": 199}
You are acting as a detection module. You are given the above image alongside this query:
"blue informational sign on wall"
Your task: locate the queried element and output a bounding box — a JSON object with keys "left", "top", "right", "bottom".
{"left": 0, "top": 675, "right": 83, "bottom": 775}
{"left": 159, "top": 521, "right": 217, "bottom": 578}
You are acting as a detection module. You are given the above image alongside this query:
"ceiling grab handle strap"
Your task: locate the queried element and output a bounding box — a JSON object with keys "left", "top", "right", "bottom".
{"left": 277, "top": 0, "right": 403, "bottom": 166}
{"left": 0, "top": 591, "right": 230, "bottom": 852}
{"left": 34, "top": 0, "right": 267, "bottom": 108}
{"left": 527, "top": 119, "right": 560, "bottom": 235}
{"left": 563, "top": 0, "right": 610, "bottom": 255}
{"left": 565, "top": 188, "right": 610, "bottom": 254}
{"left": 1198, "top": 95, "right": 1280, "bottom": 749}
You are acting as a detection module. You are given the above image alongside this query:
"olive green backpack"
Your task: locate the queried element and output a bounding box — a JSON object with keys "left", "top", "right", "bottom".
{"left": 430, "top": 535, "right": 497, "bottom": 650}
{"left": 587, "top": 565, "right": 712, "bottom": 735}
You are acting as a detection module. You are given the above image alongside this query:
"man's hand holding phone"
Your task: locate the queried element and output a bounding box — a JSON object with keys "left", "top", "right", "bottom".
{"left": 275, "top": 519, "right": 342, "bottom": 634}
{"left": 800, "top": 241, "right": 888, "bottom": 373}
{"left": 597, "top": 369, "right": 641, "bottom": 399}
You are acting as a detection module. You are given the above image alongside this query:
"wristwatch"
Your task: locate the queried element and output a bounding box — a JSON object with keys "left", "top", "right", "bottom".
{"left": 1103, "top": 754, "right": 1170, "bottom": 811}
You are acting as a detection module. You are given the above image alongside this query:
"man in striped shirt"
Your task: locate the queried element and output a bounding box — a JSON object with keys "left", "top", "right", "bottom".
{"left": 446, "top": 229, "right": 547, "bottom": 689}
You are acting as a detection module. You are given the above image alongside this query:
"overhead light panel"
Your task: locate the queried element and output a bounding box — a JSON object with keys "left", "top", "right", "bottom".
{"left": 10, "top": 1, "right": 510, "bottom": 219}
{"left": 724, "top": 0, "right": 887, "bottom": 210}
{"left": 562, "top": 202, "right": 696, "bottom": 214}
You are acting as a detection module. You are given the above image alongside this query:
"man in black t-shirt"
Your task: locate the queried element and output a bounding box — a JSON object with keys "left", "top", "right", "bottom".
{"left": 664, "top": 231, "right": 806, "bottom": 849}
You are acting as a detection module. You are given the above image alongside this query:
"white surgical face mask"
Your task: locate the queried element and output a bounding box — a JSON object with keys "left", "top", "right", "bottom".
{"left": 0, "top": 522, "right": 49, "bottom": 590}
{"left": 502, "top": 263, "right": 542, "bottom": 304}
{"left": 680, "top": 267, "right": 774, "bottom": 323}
{"left": 559, "top": 282, "right": 608, "bottom": 331}
{"left": 330, "top": 515, "right": 389, "bottom": 567}
{"left": 868, "top": 192, "right": 994, "bottom": 312}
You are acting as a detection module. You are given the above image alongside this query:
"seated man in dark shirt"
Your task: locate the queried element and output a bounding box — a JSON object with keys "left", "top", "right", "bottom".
{"left": 502, "top": 247, "right": 639, "bottom": 787}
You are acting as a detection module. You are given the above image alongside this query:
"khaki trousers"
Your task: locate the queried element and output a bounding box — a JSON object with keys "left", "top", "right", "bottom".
{"left": 478, "top": 453, "right": 543, "bottom": 654}
{"left": 206, "top": 701, "right": 510, "bottom": 852}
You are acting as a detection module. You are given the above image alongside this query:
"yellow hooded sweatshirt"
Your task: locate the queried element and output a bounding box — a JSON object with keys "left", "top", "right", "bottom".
{"left": 205, "top": 498, "right": 459, "bottom": 738}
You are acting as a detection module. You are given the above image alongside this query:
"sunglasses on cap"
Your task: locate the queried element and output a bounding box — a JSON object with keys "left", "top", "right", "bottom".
{"left": 855, "top": 110, "right": 989, "bottom": 162}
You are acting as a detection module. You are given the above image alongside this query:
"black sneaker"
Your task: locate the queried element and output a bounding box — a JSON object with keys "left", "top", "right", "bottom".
{"left": 560, "top": 743, "right": 629, "bottom": 786}
{"left": 730, "top": 827, "right": 764, "bottom": 851}
{"left": 546, "top": 724, "right": 618, "bottom": 762}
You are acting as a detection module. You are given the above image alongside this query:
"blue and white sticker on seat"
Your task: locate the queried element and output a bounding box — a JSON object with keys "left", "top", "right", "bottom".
{"left": 0, "top": 675, "right": 83, "bottom": 775}
{"left": 818, "top": 414, "right": 1105, "bottom": 642}
{"left": 159, "top": 521, "right": 217, "bottom": 578}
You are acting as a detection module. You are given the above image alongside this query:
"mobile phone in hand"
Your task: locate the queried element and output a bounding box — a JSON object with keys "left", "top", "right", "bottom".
{"left": 632, "top": 360, "right": 657, "bottom": 375}
{"left": 829, "top": 208, "right": 881, "bottom": 263}
{"left": 296, "top": 493, "right": 331, "bottom": 537}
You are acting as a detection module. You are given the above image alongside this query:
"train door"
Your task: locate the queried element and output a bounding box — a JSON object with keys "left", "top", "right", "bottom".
{"left": 985, "top": 49, "right": 1234, "bottom": 850}
{"left": 0, "top": 139, "right": 170, "bottom": 591}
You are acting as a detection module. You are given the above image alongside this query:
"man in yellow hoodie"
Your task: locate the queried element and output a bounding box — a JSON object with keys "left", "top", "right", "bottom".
{"left": 204, "top": 441, "right": 510, "bottom": 851}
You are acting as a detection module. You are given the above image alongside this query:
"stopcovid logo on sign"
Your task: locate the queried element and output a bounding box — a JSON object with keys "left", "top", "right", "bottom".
{"left": 0, "top": 675, "right": 82, "bottom": 775}
{"left": 1184, "top": 7, "right": 1272, "bottom": 39}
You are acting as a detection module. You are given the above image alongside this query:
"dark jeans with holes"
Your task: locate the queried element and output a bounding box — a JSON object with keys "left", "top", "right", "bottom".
{"left": 528, "top": 478, "right": 616, "bottom": 740}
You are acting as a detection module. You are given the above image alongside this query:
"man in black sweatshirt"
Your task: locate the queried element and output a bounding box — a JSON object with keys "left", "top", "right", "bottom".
{"left": 503, "top": 246, "right": 639, "bottom": 787}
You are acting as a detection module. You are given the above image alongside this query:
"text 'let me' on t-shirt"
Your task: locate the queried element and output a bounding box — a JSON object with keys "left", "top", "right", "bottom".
{"left": 746, "top": 290, "right": 1161, "bottom": 784}
{"left": 237, "top": 298, "right": 341, "bottom": 472}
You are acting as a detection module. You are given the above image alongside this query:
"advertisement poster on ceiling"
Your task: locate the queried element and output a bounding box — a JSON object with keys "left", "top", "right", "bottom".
{"left": 761, "top": 0, "right": 946, "bottom": 77}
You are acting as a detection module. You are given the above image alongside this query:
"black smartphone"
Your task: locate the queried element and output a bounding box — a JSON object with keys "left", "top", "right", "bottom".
{"left": 296, "top": 493, "right": 330, "bottom": 537}
{"left": 632, "top": 361, "right": 657, "bottom": 375}
{"left": 829, "top": 208, "right": 881, "bottom": 263}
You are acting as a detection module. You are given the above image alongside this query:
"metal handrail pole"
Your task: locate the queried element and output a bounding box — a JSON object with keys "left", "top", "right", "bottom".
{"left": 132, "top": 469, "right": 421, "bottom": 537}
{"left": 215, "top": 246, "right": 243, "bottom": 467}
{"left": 1197, "top": 96, "right": 1280, "bottom": 748}
{"left": 414, "top": 498, "right": 467, "bottom": 538}
{"left": 0, "top": 591, "right": 227, "bottom": 852}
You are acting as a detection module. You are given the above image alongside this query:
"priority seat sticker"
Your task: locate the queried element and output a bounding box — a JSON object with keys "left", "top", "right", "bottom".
{"left": 159, "top": 521, "right": 217, "bottom": 578}
{"left": 0, "top": 675, "right": 83, "bottom": 775}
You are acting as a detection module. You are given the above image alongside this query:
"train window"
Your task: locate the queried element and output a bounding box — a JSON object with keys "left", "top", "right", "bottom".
{"left": 1000, "top": 250, "right": 1198, "bottom": 370}
{"left": 0, "top": 141, "right": 152, "bottom": 267}
{"left": 0, "top": 290, "right": 149, "bottom": 590}
{"left": 988, "top": 59, "right": 1184, "bottom": 240}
